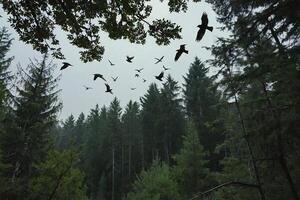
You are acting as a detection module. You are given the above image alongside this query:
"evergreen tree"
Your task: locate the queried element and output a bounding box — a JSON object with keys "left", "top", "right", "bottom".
{"left": 57, "top": 114, "right": 75, "bottom": 150}
{"left": 160, "top": 75, "right": 185, "bottom": 163}
{"left": 83, "top": 105, "right": 109, "bottom": 199}
{"left": 121, "top": 101, "right": 142, "bottom": 192}
{"left": 28, "top": 149, "right": 88, "bottom": 200}
{"left": 106, "top": 98, "right": 123, "bottom": 200}
{"left": 183, "top": 57, "right": 224, "bottom": 170}
{"left": 173, "top": 122, "right": 212, "bottom": 199}
{"left": 0, "top": 54, "right": 61, "bottom": 199}
{"left": 0, "top": 27, "right": 13, "bottom": 112}
{"left": 125, "top": 161, "right": 181, "bottom": 200}
{"left": 140, "top": 83, "right": 162, "bottom": 165}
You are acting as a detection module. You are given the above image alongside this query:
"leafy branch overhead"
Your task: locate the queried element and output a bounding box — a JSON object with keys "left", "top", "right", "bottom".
{"left": 1, "top": 0, "right": 200, "bottom": 62}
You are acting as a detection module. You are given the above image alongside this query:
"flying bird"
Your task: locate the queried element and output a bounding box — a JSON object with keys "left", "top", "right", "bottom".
{"left": 126, "top": 56, "right": 134, "bottom": 63}
{"left": 60, "top": 62, "right": 72, "bottom": 70}
{"left": 135, "top": 74, "right": 140, "bottom": 78}
{"left": 83, "top": 85, "right": 93, "bottom": 90}
{"left": 131, "top": 88, "right": 136, "bottom": 90}
{"left": 155, "top": 71, "right": 164, "bottom": 81}
{"left": 93, "top": 74, "right": 106, "bottom": 81}
{"left": 111, "top": 76, "right": 118, "bottom": 82}
{"left": 163, "top": 66, "right": 170, "bottom": 71}
{"left": 105, "top": 83, "right": 113, "bottom": 94}
{"left": 154, "top": 56, "right": 164, "bottom": 64}
{"left": 108, "top": 59, "right": 115, "bottom": 66}
{"left": 135, "top": 68, "right": 144, "bottom": 73}
{"left": 142, "top": 78, "right": 147, "bottom": 83}
{"left": 175, "top": 44, "right": 188, "bottom": 61}
{"left": 196, "top": 12, "right": 213, "bottom": 42}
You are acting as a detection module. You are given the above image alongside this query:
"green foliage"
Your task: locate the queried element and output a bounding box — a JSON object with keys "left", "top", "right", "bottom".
{"left": 125, "top": 161, "right": 181, "bottom": 200}
{"left": 0, "top": 27, "right": 13, "bottom": 117}
{"left": 28, "top": 149, "right": 88, "bottom": 200}
{"left": 0, "top": 54, "right": 62, "bottom": 199}
{"left": 173, "top": 122, "right": 213, "bottom": 198}
{"left": 183, "top": 57, "right": 224, "bottom": 170}
{"left": 0, "top": 0, "right": 195, "bottom": 62}
{"left": 213, "top": 157, "right": 259, "bottom": 200}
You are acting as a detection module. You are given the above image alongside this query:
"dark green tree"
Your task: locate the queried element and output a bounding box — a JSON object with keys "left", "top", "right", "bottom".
{"left": 0, "top": 0, "right": 205, "bottom": 62}
{"left": 0, "top": 27, "right": 13, "bottom": 112}
{"left": 106, "top": 98, "right": 123, "bottom": 200}
{"left": 173, "top": 122, "right": 212, "bottom": 199}
{"left": 125, "top": 161, "right": 181, "bottom": 200}
{"left": 120, "top": 101, "right": 142, "bottom": 193}
{"left": 0, "top": 54, "right": 61, "bottom": 199}
{"left": 183, "top": 57, "right": 224, "bottom": 170}
{"left": 160, "top": 75, "right": 185, "bottom": 163}
{"left": 28, "top": 149, "right": 88, "bottom": 200}
{"left": 140, "top": 83, "right": 162, "bottom": 165}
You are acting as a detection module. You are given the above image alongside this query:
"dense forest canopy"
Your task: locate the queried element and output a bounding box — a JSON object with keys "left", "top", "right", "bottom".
{"left": 0, "top": 0, "right": 299, "bottom": 200}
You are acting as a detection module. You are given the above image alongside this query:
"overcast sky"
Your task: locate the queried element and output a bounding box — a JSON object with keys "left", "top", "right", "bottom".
{"left": 0, "top": 1, "right": 227, "bottom": 121}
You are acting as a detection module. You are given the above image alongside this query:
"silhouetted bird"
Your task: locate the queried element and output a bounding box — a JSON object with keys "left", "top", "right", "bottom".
{"left": 155, "top": 56, "right": 164, "bottom": 64}
{"left": 135, "top": 74, "right": 140, "bottom": 78}
{"left": 83, "top": 85, "right": 93, "bottom": 90}
{"left": 93, "top": 74, "right": 106, "bottom": 81}
{"left": 155, "top": 71, "right": 164, "bottom": 81}
{"left": 60, "top": 62, "right": 72, "bottom": 70}
{"left": 108, "top": 59, "right": 115, "bottom": 66}
{"left": 131, "top": 88, "right": 136, "bottom": 90}
{"left": 175, "top": 44, "right": 188, "bottom": 61}
{"left": 163, "top": 66, "right": 170, "bottom": 71}
{"left": 142, "top": 78, "right": 147, "bottom": 83}
{"left": 135, "top": 68, "right": 144, "bottom": 73}
{"left": 196, "top": 12, "right": 213, "bottom": 42}
{"left": 126, "top": 56, "right": 134, "bottom": 63}
{"left": 111, "top": 76, "right": 118, "bottom": 82}
{"left": 105, "top": 83, "right": 113, "bottom": 94}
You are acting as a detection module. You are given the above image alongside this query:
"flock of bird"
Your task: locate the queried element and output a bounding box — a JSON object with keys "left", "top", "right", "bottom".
{"left": 60, "top": 13, "right": 213, "bottom": 95}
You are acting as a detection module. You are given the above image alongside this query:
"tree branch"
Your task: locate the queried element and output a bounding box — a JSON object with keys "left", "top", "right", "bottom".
{"left": 189, "top": 181, "right": 259, "bottom": 200}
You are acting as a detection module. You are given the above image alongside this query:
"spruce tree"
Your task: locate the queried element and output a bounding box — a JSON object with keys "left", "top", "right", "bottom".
{"left": 173, "top": 122, "right": 212, "bottom": 199}
{"left": 0, "top": 54, "right": 61, "bottom": 199}
{"left": 183, "top": 57, "right": 224, "bottom": 171}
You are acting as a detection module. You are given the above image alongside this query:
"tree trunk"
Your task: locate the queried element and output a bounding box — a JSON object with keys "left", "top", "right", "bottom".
{"left": 112, "top": 148, "right": 115, "bottom": 200}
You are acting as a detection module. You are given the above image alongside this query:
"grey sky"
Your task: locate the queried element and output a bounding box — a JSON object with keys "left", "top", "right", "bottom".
{"left": 0, "top": 1, "right": 226, "bottom": 121}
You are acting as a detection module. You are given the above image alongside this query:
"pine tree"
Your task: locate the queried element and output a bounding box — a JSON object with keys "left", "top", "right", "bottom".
{"left": 106, "top": 98, "right": 122, "bottom": 200}
{"left": 173, "top": 122, "right": 212, "bottom": 199}
{"left": 183, "top": 57, "right": 224, "bottom": 171}
{"left": 160, "top": 75, "right": 185, "bottom": 163}
{"left": 28, "top": 149, "right": 88, "bottom": 200}
{"left": 140, "top": 83, "right": 162, "bottom": 165}
{"left": 0, "top": 27, "right": 13, "bottom": 112}
{"left": 0, "top": 54, "right": 61, "bottom": 199}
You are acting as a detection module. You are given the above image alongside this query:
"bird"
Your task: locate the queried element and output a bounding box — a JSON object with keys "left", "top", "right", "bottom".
{"left": 175, "top": 44, "right": 188, "bottom": 61}
{"left": 135, "top": 74, "right": 140, "bottom": 78}
{"left": 154, "top": 56, "right": 164, "bottom": 64}
{"left": 108, "top": 59, "right": 115, "bottom": 66}
{"left": 93, "top": 74, "right": 106, "bottom": 81}
{"left": 60, "top": 62, "right": 72, "bottom": 70}
{"left": 111, "top": 76, "right": 118, "bottom": 82}
{"left": 131, "top": 88, "right": 136, "bottom": 90}
{"left": 105, "top": 83, "right": 113, "bottom": 94}
{"left": 142, "top": 78, "right": 147, "bottom": 83}
{"left": 126, "top": 56, "right": 134, "bottom": 63}
{"left": 83, "top": 85, "right": 93, "bottom": 90}
{"left": 196, "top": 12, "right": 213, "bottom": 42}
{"left": 163, "top": 66, "right": 170, "bottom": 71}
{"left": 155, "top": 71, "right": 164, "bottom": 81}
{"left": 135, "top": 68, "right": 144, "bottom": 73}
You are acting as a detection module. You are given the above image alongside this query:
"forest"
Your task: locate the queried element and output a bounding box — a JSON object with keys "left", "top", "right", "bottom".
{"left": 0, "top": 0, "right": 299, "bottom": 200}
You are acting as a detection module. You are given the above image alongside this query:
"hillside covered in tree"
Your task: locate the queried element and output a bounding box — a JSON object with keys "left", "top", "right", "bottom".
{"left": 0, "top": 0, "right": 299, "bottom": 200}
